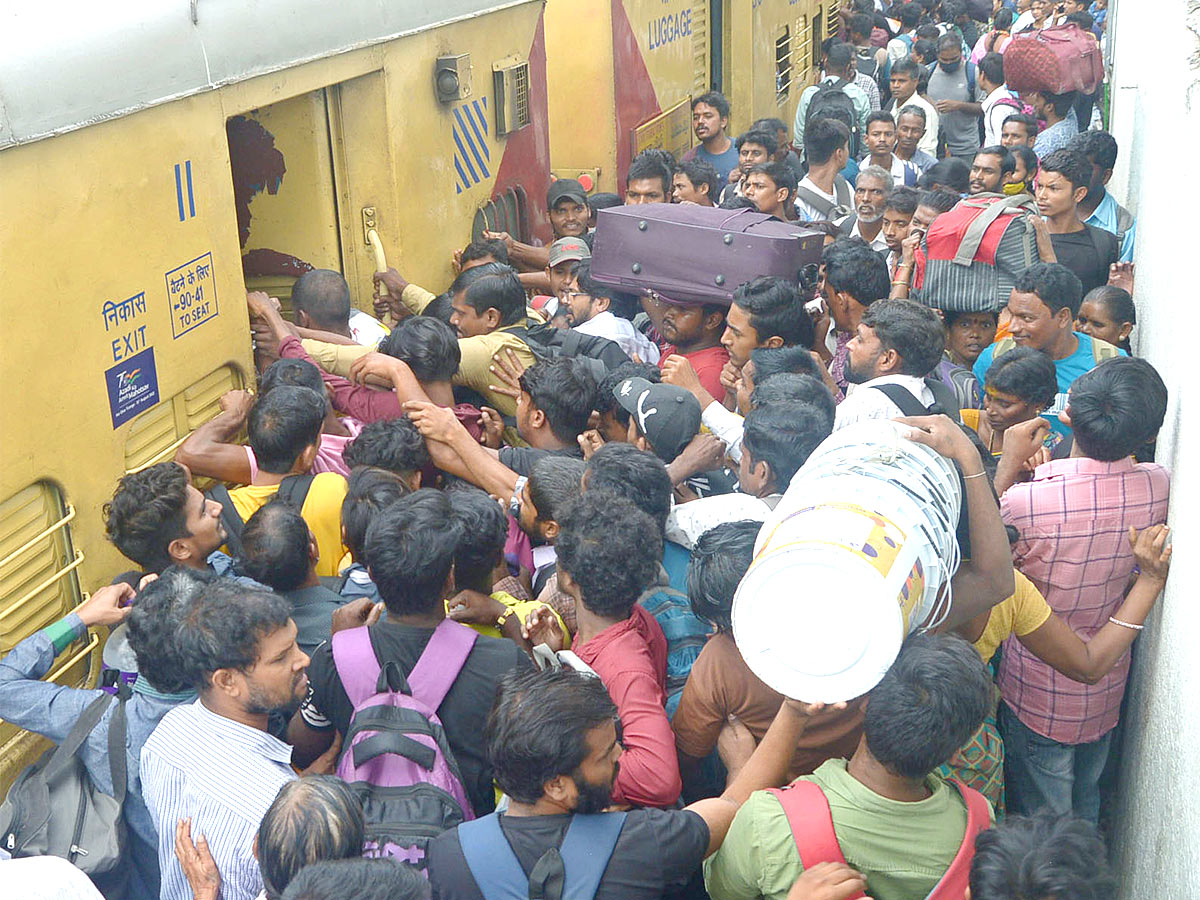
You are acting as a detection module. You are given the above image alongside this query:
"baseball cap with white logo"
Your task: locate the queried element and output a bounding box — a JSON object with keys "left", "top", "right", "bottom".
{"left": 612, "top": 376, "right": 702, "bottom": 462}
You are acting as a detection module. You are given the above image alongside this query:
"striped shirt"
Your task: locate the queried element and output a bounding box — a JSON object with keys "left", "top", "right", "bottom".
{"left": 140, "top": 700, "right": 296, "bottom": 900}
{"left": 997, "top": 458, "right": 1170, "bottom": 744}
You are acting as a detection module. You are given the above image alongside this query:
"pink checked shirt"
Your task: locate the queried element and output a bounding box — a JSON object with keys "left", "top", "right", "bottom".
{"left": 997, "top": 457, "right": 1170, "bottom": 744}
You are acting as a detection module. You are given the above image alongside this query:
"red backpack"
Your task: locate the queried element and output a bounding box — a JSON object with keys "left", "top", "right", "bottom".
{"left": 912, "top": 194, "right": 1045, "bottom": 313}
{"left": 768, "top": 778, "right": 990, "bottom": 900}
{"left": 1004, "top": 23, "right": 1104, "bottom": 95}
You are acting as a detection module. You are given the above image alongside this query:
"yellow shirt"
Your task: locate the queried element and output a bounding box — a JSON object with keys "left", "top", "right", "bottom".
{"left": 446, "top": 590, "right": 565, "bottom": 641}
{"left": 973, "top": 570, "right": 1053, "bottom": 662}
{"left": 226, "top": 473, "right": 349, "bottom": 577}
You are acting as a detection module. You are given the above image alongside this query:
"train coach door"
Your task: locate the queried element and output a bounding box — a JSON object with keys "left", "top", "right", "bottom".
{"left": 225, "top": 72, "right": 393, "bottom": 317}
{"left": 227, "top": 90, "right": 342, "bottom": 314}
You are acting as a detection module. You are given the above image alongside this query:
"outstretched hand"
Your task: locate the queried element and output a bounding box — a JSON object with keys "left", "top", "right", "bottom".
{"left": 174, "top": 818, "right": 222, "bottom": 900}
{"left": 523, "top": 604, "right": 566, "bottom": 652}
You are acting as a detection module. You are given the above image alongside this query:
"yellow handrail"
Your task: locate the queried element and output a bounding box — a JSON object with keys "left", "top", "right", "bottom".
{"left": 0, "top": 505, "right": 76, "bottom": 572}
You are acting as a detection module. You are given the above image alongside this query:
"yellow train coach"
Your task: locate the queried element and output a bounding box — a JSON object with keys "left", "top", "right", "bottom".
{"left": 0, "top": 0, "right": 552, "bottom": 786}
{"left": 547, "top": 0, "right": 840, "bottom": 193}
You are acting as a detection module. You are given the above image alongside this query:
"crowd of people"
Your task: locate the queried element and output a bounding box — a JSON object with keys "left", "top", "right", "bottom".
{"left": 0, "top": 2, "right": 1166, "bottom": 900}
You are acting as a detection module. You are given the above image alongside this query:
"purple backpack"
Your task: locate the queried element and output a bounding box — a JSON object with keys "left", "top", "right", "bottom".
{"left": 332, "top": 620, "right": 477, "bottom": 870}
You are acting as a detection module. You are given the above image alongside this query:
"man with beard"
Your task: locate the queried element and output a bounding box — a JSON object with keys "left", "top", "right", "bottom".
{"left": 834, "top": 298, "right": 947, "bottom": 429}
{"left": 968, "top": 145, "right": 1015, "bottom": 195}
{"left": 652, "top": 294, "right": 731, "bottom": 404}
{"left": 566, "top": 261, "right": 661, "bottom": 362}
{"left": 839, "top": 165, "right": 892, "bottom": 254}
{"left": 680, "top": 91, "right": 739, "bottom": 185}
{"left": 427, "top": 659, "right": 834, "bottom": 900}
{"left": 140, "top": 579, "right": 337, "bottom": 900}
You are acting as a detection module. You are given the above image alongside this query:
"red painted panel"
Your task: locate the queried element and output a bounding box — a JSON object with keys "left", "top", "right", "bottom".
{"left": 611, "top": 0, "right": 661, "bottom": 191}
{"left": 491, "top": 10, "right": 553, "bottom": 243}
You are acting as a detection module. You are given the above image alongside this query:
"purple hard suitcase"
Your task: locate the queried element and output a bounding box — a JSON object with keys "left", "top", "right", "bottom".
{"left": 589, "top": 205, "right": 825, "bottom": 306}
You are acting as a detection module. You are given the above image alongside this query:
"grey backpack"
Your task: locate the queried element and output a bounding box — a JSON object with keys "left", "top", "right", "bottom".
{"left": 0, "top": 685, "right": 128, "bottom": 874}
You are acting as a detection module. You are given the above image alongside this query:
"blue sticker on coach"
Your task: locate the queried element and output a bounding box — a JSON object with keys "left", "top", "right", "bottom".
{"left": 105, "top": 347, "right": 161, "bottom": 428}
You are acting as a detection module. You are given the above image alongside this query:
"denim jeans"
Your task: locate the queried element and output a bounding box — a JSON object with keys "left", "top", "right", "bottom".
{"left": 999, "top": 702, "right": 1114, "bottom": 822}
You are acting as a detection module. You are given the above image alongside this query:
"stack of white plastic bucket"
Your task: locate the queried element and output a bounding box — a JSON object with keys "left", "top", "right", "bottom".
{"left": 732, "top": 420, "right": 963, "bottom": 702}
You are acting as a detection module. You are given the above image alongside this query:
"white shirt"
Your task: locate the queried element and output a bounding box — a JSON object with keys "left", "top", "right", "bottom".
{"left": 573, "top": 311, "right": 661, "bottom": 363}
{"left": 795, "top": 176, "right": 850, "bottom": 223}
{"left": 348, "top": 309, "right": 389, "bottom": 346}
{"left": 888, "top": 92, "right": 940, "bottom": 156}
{"left": 833, "top": 374, "right": 935, "bottom": 430}
{"left": 847, "top": 218, "right": 890, "bottom": 254}
{"left": 862, "top": 152, "right": 920, "bottom": 188}
{"left": 981, "top": 86, "right": 1019, "bottom": 146}
{"left": 701, "top": 401, "right": 746, "bottom": 462}
{"left": 140, "top": 700, "right": 297, "bottom": 900}
{"left": 665, "top": 492, "right": 774, "bottom": 549}
{"left": 1, "top": 857, "right": 105, "bottom": 899}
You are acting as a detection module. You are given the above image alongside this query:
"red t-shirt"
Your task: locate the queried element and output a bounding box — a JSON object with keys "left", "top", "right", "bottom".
{"left": 574, "top": 605, "right": 681, "bottom": 809}
{"left": 659, "top": 344, "right": 731, "bottom": 404}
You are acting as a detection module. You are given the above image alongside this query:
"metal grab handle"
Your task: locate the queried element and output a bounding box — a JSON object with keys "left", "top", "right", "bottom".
{"left": 367, "top": 228, "right": 389, "bottom": 298}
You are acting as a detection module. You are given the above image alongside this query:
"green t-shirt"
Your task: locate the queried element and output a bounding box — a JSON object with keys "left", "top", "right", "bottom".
{"left": 704, "top": 758, "right": 992, "bottom": 900}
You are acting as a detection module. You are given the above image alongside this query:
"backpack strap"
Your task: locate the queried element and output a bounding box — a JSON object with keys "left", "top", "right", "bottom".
{"left": 768, "top": 782, "right": 863, "bottom": 897}
{"left": 926, "top": 781, "right": 991, "bottom": 900}
{"left": 457, "top": 814, "right": 530, "bottom": 900}
{"left": 331, "top": 626, "right": 383, "bottom": 707}
{"left": 559, "top": 812, "right": 627, "bottom": 900}
{"left": 106, "top": 683, "right": 130, "bottom": 805}
{"left": 871, "top": 382, "right": 936, "bottom": 418}
{"left": 953, "top": 196, "right": 1038, "bottom": 266}
{"left": 43, "top": 691, "right": 115, "bottom": 783}
{"left": 277, "top": 473, "right": 316, "bottom": 510}
{"left": 794, "top": 184, "right": 838, "bottom": 219}
{"left": 206, "top": 483, "right": 245, "bottom": 557}
{"left": 834, "top": 176, "right": 853, "bottom": 209}
{"left": 407, "top": 619, "right": 478, "bottom": 712}
{"left": 1114, "top": 204, "right": 1134, "bottom": 244}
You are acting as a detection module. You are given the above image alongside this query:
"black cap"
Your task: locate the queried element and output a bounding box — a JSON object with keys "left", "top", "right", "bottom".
{"left": 547, "top": 178, "right": 588, "bottom": 208}
{"left": 613, "top": 377, "right": 702, "bottom": 462}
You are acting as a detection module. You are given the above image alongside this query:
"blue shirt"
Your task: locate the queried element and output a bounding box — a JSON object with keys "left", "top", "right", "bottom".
{"left": 684, "top": 142, "right": 740, "bottom": 186}
{"left": 0, "top": 614, "right": 194, "bottom": 900}
{"left": 140, "top": 700, "right": 297, "bottom": 900}
{"left": 1083, "top": 189, "right": 1136, "bottom": 263}
{"left": 973, "top": 333, "right": 1128, "bottom": 438}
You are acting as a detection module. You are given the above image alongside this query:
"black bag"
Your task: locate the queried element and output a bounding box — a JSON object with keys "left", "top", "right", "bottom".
{"left": 0, "top": 685, "right": 129, "bottom": 874}
{"left": 507, "top": 324, "right": 632, "bottom": 378}
{"left": 207, "top": 472, "right": 315, "bottom": 557}
{"left": 806, "top": 78, "right": 861, "bottom": 159}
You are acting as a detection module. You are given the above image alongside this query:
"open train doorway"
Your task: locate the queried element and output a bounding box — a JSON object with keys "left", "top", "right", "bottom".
{"left": 225, "top": 72, "right": 393, "bottom": 322}
{"left": 228, "top": 89, "right": 342, "bottom": 316}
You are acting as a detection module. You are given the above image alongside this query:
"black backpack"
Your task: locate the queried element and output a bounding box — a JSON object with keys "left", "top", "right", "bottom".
{"left": 806, "top": 78, "right": 861, "bottom": 159}
{"left": 206, "top": 473, "right": 315, "bottom": 557}
{"left": 506, "top": 325, "right": 632, "bottom": 380}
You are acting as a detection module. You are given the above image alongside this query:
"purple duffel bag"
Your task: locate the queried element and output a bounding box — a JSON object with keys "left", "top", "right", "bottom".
{"left": 589, "top": 205, "right": 825, "bottom": 305}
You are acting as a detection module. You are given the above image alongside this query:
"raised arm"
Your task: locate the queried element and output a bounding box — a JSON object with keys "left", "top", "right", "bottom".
{"left": 897, "top": 415, "right": 1015, "bottom": 628}
{"left": 174, "top": 389, "right": 255, "bottom": 484}
{"left": 1019, "top": 525, "right": 1170, "bottom": 684}
{"left": 404, "top": 400, "right": 520, "bottom": 499}
{"left": 686, "top": 701, "right": 835, "bottom": 857}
